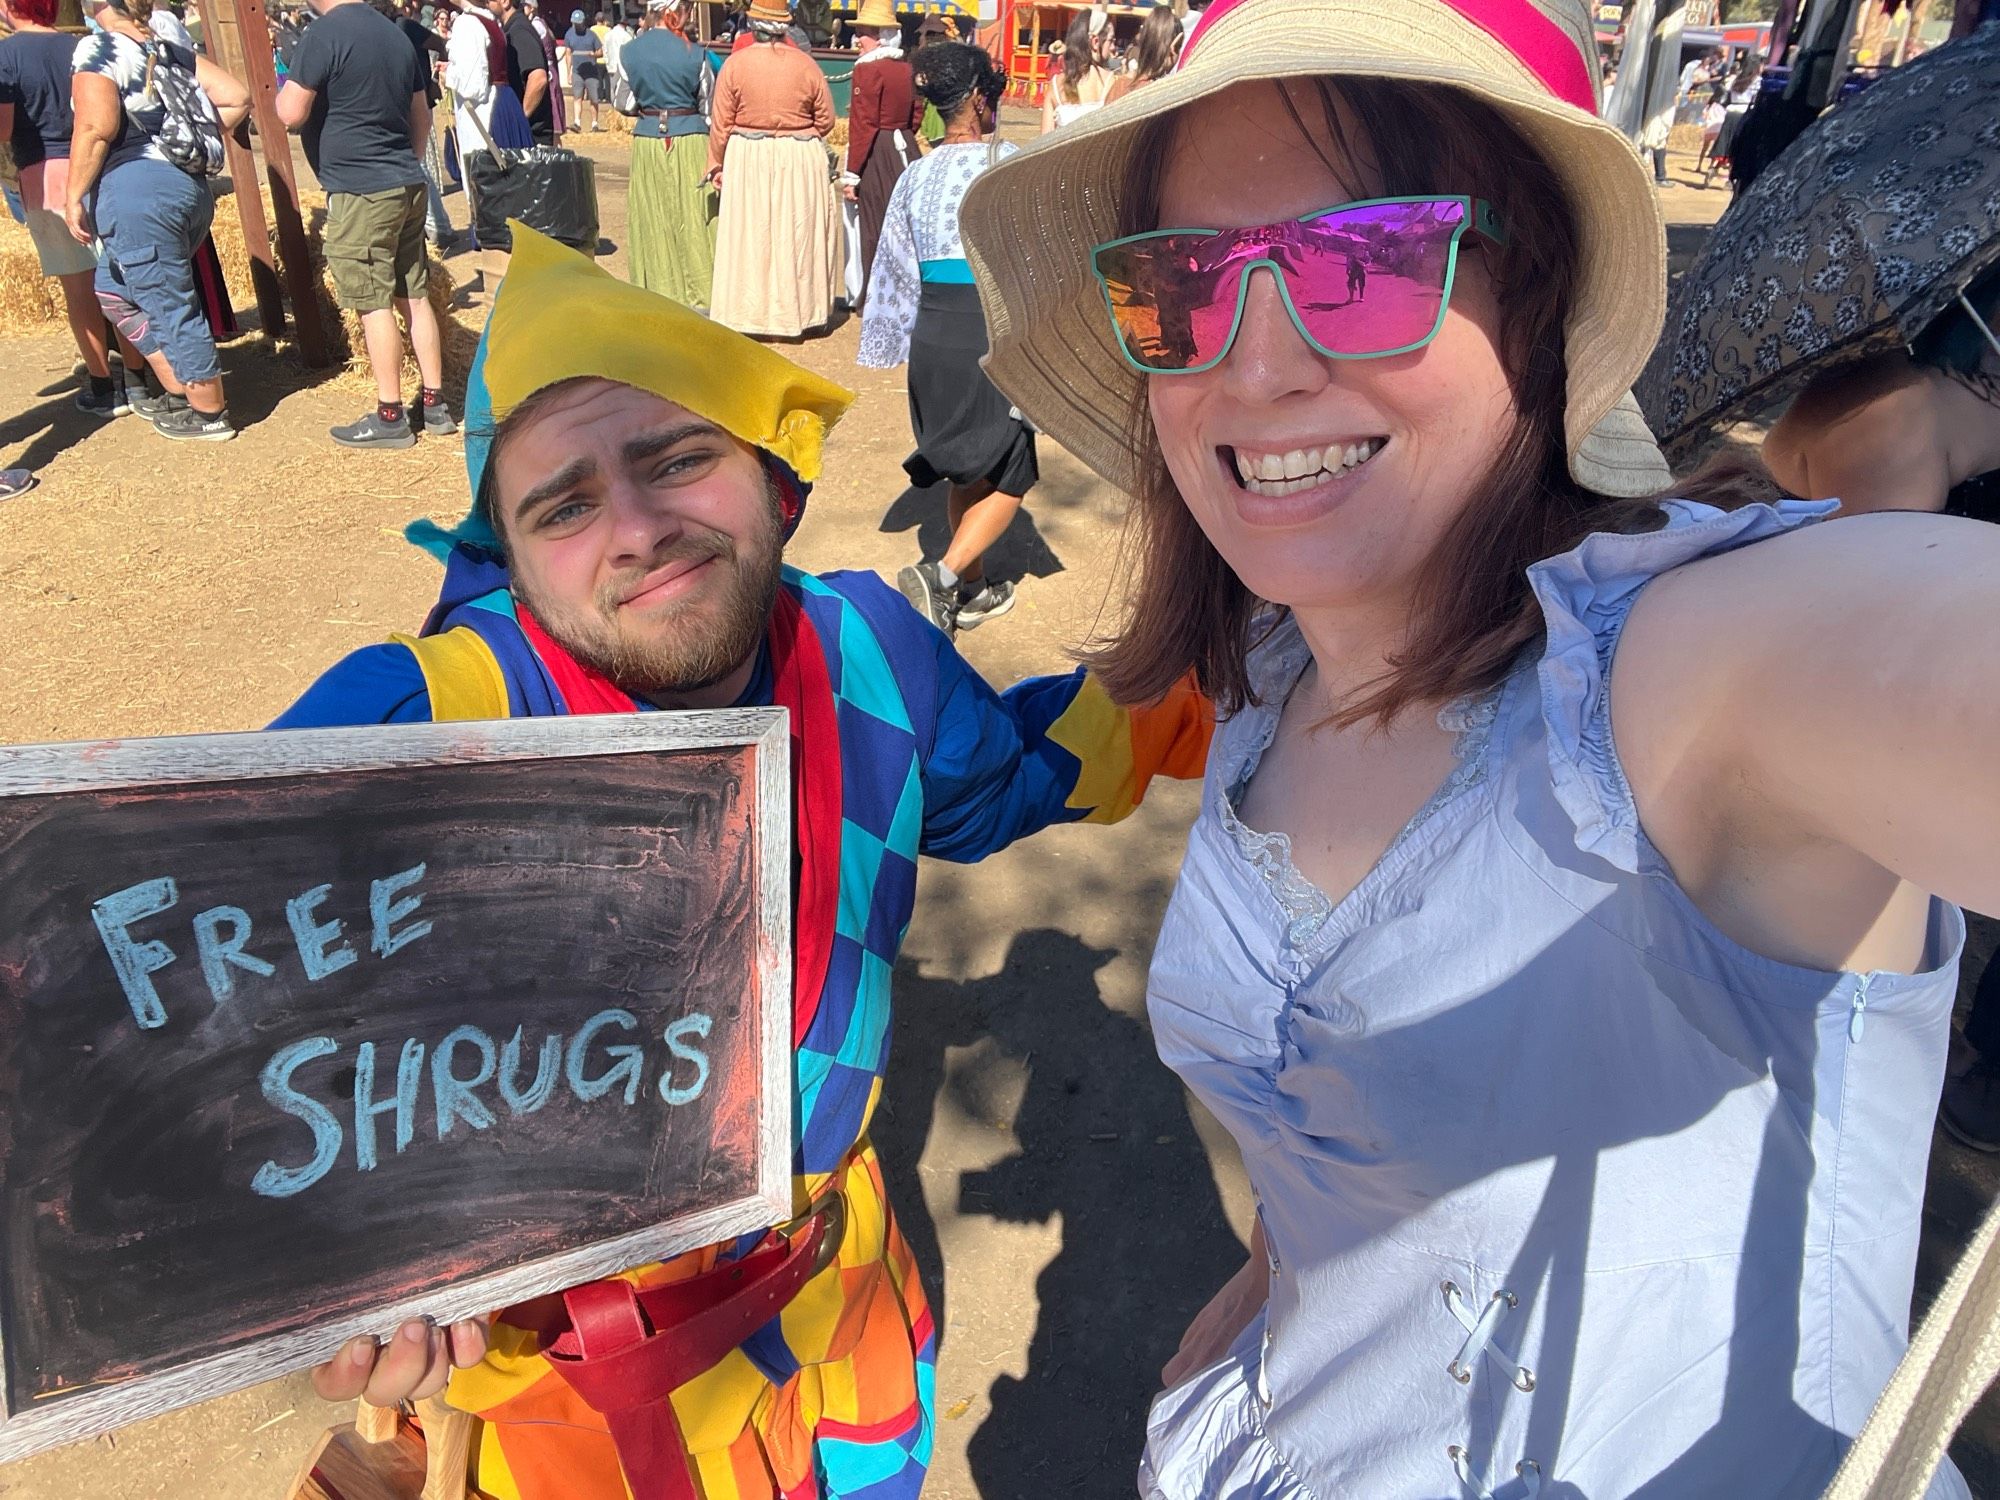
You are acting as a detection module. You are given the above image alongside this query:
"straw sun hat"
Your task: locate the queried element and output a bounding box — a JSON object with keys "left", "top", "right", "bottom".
{"left": 854, "top": 0, "right": 898, "bottom": 28}
{"left": 957, "top": 0, "right": 1674, "bottom": 498}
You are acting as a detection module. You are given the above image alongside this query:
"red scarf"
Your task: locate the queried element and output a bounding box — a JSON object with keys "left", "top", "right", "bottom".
{"left": 516, "top": 597, "right": 840, "bottom": 1048}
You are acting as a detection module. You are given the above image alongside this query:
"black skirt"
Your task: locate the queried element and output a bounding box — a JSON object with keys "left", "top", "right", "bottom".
{"left": 903, "top": 281, "right": 1039, "bottom": 497}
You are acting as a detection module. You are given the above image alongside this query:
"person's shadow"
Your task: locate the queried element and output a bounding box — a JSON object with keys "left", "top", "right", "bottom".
{"left": 878, "top": 482, "right": 1066, "bottom": 586}
{"left": 875, "top": 929, "right": 1246, "bottom": 1496}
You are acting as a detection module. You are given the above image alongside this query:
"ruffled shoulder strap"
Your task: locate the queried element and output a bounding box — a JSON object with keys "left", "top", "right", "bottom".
{"left": 1527, "top": 498, "right": 1837, "bottom": 872}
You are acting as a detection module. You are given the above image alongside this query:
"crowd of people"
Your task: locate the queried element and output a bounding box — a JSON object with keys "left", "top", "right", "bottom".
{"left": 0, "top": 0, "right": 1163, "bottom": 504}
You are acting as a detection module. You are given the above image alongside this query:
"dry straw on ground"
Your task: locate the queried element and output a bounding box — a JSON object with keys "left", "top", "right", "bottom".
{"left": 0, "top": 220, "right": 63, "bottom": 330}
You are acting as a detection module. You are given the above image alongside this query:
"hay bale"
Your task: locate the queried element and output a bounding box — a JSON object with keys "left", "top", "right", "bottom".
{"left": 0, "top": 216, "right": 62, "bottom": 334}
{"left": 201, "top": 181, "right": 469, "bottom": 398}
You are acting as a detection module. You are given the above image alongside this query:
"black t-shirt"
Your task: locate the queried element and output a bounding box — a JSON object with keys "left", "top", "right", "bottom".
{"left": 285, "top": 1, "right": 425, "bottom": 195}
{"left": 0, "top": 30, "right": 78, "bottom": 169}
{"left": 504, "top": 11, "right": 554, "bottom": 144}
{"left": 397, "top": 15, "right": 444, "bottom": 106}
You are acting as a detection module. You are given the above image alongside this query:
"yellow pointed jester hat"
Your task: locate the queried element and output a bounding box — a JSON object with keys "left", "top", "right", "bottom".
{"left": 411, "top": 223, "right": 855, "bottom": 558}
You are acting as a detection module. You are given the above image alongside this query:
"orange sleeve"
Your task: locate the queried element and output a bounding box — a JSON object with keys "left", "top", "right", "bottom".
{"left": 708, "top": 60, "right": 740, "bottom": 172}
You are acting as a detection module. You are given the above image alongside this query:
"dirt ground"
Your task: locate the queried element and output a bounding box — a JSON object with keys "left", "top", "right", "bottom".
{"left": 0, "top": 126, "right": 1994, "bottom": 1499}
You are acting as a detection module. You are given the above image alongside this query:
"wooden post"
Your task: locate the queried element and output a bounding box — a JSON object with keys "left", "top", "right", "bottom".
{"left": 225, "top": 0, "right": 333, "bottom": 367}
{"left": 224, "top": 122, "right": 287, "bottom": 337}
{"left": 200, "top": 0, "right": 281, "bottom": 330}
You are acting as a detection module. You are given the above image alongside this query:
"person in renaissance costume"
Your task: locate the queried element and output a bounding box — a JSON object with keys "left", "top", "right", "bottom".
{"left": 706, "top": 0, "right": 841, "bottom": 337}
{"left": 621, "top": 0, "right": 718, "bottom": 309}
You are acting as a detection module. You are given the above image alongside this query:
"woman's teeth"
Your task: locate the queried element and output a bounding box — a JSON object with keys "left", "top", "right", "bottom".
{"left": 1232, "top": 439, "right": 1384, "bottom": 496}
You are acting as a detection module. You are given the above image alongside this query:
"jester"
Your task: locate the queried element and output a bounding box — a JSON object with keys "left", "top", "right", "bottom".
{"left": 283, "top": 225, "right": 1212, "bottom": 1500}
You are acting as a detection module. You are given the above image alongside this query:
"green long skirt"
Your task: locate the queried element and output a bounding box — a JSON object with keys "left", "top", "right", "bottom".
{"left": 628, "top": 132, "right": 718, "bottom": 312}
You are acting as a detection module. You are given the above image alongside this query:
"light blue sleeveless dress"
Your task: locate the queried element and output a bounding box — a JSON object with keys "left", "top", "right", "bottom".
{"left": 1139, "top": 501, "right": 1968, "bottom": 1500}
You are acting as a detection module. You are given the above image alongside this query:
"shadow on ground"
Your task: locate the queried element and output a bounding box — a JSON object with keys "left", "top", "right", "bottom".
{"left": 6, "top": 327, "right": 343, "bottom": 471}
{"left": 875, "top": 926, "right": 1245, "bottom": 1496}
{"left": 878, "top": 482, "right": 1067, "bottom": 584}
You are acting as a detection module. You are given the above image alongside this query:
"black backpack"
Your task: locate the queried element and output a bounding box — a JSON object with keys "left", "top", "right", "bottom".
{"left": 133, "top": 39, "right": 226, "bottom": 178}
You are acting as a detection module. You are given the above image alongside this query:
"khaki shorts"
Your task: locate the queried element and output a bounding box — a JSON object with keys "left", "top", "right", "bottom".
{"left": 25, "top": 205, "right": 98, "bottom": 278}
{"left": 323, "top": 184, "right": 429, "bottom": 313}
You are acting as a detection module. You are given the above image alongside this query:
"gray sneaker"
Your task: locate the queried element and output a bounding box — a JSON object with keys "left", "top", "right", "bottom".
{"left": 128, "top": 386, "right": 184, "bottom": 421}
{"left": 954, "top": 578, "right": 1016, "bottom": 630}
{"left": 152, "top": 404, "right": 237, "bottom": 442}
{"left": 74, "top": 383, "right": 129, "bottom": 420}
{"left": 420, "top": 400, "right": 459, "bottom": 436}
{"left": 331, "top": 408, "right": 416, "bottom": 449}
{"left": 896, "top": 561, "right": 958, "bottom": 636}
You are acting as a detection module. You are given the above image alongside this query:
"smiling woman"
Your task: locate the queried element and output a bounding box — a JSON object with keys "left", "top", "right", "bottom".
{"left": 958, "top": 0, "right": 2000, "bottom": 1494}
{"left": 1093, "top": 76, "right": 1763, "bottom": 723}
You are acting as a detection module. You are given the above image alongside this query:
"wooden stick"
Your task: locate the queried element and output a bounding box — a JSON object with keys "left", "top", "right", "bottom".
{"left": 224, "top": 0, "right": 333, "bottom": 367}
{"left": 416, "top": 1396, "right": 476, "bottom": 1500}
{"left": 195, "top": 0, "right": 283, "bottom": 334}
{"left": 355, "top": 1399, "right": 401, "bottom": 1444}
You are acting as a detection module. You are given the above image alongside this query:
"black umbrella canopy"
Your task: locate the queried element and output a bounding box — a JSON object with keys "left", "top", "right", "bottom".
{"left": 1638, "top": 24, "right": 2000, "bottom": 459}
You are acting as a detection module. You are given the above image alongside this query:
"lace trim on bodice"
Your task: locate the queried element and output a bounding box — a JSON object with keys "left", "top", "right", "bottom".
{"left": 1218, "top": 638, "right": 1504, "bottom": 953}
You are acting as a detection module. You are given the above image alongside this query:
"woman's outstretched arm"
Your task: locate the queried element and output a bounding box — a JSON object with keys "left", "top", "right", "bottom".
{"left": 1619, "top": 511, "right": 2000, "bottom": 956}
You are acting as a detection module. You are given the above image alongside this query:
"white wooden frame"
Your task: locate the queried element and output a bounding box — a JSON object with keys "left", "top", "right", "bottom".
{"left": 0, "top": 711, "right": 793, "bottom": 1464}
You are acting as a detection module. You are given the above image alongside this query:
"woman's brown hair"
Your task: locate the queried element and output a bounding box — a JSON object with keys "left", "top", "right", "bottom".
{"left": 1084, "top": 77, "right": 1772, "bottom": 726}
{"left": 1126, "top": 5, "right": 1182, "bottom": 85}
{"left": 1056, "top": 11, "right": 1096, "bottom": 104}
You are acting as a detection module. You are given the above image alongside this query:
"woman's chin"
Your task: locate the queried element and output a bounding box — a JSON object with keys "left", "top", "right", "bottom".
{"left": 1218, "top": 549, "right": 1385, "bottom": 615}
{"left": 1195, "top": 500, "right": 1387, "bottom": 611}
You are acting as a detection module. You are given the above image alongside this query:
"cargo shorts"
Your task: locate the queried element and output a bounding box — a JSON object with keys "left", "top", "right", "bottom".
{"left": 323, "top": 183, "right": 430, "bottom": 313}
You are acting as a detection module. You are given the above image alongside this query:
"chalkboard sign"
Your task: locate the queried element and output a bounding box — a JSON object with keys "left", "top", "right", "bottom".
{"left": 0, "top": 712, "right": 792, "bottom": 1463}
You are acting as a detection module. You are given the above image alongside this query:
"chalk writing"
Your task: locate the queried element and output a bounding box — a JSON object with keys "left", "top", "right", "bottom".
{"left": 89, "top": 864, "right": 437, "bottom": 1026}
{"left": 252, "top": 1011, "right": 716, "bottom": 1199}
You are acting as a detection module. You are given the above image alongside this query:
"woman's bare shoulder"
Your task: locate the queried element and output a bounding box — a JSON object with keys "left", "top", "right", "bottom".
{"left": 1616, "top": 509, "right": 1992, "bottom": 788}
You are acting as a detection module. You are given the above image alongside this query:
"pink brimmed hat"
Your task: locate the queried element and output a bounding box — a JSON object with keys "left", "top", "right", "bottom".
{"left": 957, "top": 0, "right": 1673, "bottom": 498}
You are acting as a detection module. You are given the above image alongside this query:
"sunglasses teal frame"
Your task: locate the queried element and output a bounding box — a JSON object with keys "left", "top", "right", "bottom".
{"left": 1091, "top": 194, "right": 1509, "bottom": 377}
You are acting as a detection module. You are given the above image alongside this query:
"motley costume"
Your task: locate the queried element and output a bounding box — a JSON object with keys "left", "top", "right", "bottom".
{"left": 274, "top": 226, "right": 1212, "bottom": 1500}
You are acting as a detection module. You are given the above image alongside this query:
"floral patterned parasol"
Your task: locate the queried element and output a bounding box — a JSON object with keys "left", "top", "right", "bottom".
{"left": 1637, "top": 23, "right": 2000, "bottom": 459}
